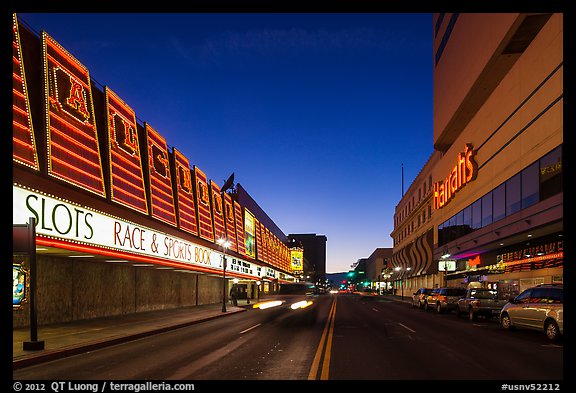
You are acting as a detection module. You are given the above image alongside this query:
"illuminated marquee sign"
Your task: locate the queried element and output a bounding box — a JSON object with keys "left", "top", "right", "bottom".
{"left": 194, "top": 166, "right": 214, "bottom": 242}
{"left": 12, "top": 185, "right": 292, "bottom": 280}
{"left": 14, "top": 185, "right": 221, "bottom": 272}
{"left": 13, "top": 14, "right": 39, "bottom": 171}
{"left": 42, "top": 32, "right": 106, "bottom": 197}
{"left": 244, "top": 209, "right": 256, "bottom": 258}
{"left": 438, "top": 260, "right": 456, "bottom": 272}
{"left": 223, "top": 193, "right": 238, "bottom": 252}
{"left": 210, "top": 181, "right": 226, "bottom": 241}
{"left": 234, "top": 201, "right": 246, "bottom": 255}
{"left": 434, "top": 144, "right": 477, "bottom": 209}
{"left": 290, "top": 249, "right": 303, "bottom": 272}
{"left": 173, "top": 148, "right": 199, "bottom": 235}
{"left": 105, "top": 87, "right": 148, "bottom": 214}
{"left": 146, "top": 123, "right": 177, "bottom": 226}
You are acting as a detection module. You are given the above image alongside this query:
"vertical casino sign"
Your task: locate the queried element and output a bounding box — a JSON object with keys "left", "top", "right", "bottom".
{"left": 173, "top": 148, "right": 199, "bottom": 235}
{"left": 234, "top": 201, "right": 246, "bottom": 255}
{"left": 105, "top": 87, "right": 148, "bottom": 214}
{"left": 194, "top": 166, "right": 215, "bottom": 242}
{"left": 210, "top": 181, "right": 226, "bottom": 241}
{"left": 13, "top": 14, "right": 39, "bottom": 171}
{"left": 223, "top": 193, "right": 238, "bottom": 252}
{"left": 145, "top": 123, "right": 177, "bottom": 226}
{"left": 43, "top": 32, "right": 106, "bottom": 197}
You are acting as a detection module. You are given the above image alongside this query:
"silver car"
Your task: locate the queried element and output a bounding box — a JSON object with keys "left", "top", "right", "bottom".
{"left": 499, "top": 284, "right": 563, "bottom": 341}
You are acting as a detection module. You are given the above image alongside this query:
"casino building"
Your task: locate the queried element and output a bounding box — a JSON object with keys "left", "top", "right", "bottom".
{"left": 12, "top": 15, "right": 297, "bottom": 327}
{"left": 390, "top": 13, "right": 563, "bottom": 297}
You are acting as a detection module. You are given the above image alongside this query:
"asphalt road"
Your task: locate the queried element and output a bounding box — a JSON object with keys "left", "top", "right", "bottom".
{"left": 13, "top": 294, "right": 563, "bottom": 380}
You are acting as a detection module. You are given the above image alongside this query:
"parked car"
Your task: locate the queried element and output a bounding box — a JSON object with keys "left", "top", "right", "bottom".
{"left": 456, "top": 288, "right": 508, "bottom": 321}
{"left": 424, "top": 287, "right": 467, "bottom": 313}
{"left": 412, "top": 288, "right": 433, "bottom": 309}
{"left": 499, "top": 284, "right": 563, "bottom": 341}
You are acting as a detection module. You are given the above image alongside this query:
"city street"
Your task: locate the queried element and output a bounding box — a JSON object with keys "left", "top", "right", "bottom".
{"left": 13, "top": 294, "right": 562, "bottom": 380}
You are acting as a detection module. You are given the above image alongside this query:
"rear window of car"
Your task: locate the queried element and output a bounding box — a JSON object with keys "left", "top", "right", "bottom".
{"left": 279, "top": 283, "right": 315, "bottom": 295}
{"left": 469, "top": 289, "right": 498, "bottom": 299}
{"left": 446, "top": 288, "right": 466, "bottom": 296}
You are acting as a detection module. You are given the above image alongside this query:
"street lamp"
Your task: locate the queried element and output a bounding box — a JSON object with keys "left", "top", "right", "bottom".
{"left": 394, "top": 266, "right": 411, "bottom": 301}
{"left": 217, "top": 237, "right": 231, "bottom": 312}
{"left": 256, "top": 280, "right": 261, "bottom": 301}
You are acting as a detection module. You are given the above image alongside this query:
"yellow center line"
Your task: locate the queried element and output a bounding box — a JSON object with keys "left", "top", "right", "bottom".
{"left": 308, "top": 296, "right": 337, "bottom": 380}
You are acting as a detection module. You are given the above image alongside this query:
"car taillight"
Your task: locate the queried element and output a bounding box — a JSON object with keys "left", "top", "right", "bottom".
{"left": 471, "top": 300, "right": 481, "bottom": 308}
{"left": 439, "top": 295, "right": 447, "bottom": 302}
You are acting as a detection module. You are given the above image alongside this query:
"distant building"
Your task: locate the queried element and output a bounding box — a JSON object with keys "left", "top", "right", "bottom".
{"left": 365, "top": 248, "right": 393, "bottom": 292}
{"left": 288, "top": 234, "right": 327, "bottom": 284}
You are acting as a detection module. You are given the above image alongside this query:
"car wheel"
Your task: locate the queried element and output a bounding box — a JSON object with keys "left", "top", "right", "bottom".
{"left": 501, "top": 313, "right": 514, "bottom": 330}
{"left": 419, "top": 301, "right": 424, "bottom": 309}
{"left": 545, "top": 320, "right": 561, "bottom": 341}
{"left": 468, "top": 308, "right": 476, "bottom": 321}
{"left": 436, "top": 302, "right": 442, "bottom": 314}
{"left": 423, "top": 302, "right": 428, "bottom": 311}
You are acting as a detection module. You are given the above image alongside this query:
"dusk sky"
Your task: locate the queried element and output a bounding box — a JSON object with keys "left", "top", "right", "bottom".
{"left": 18, "top": 13, "right": 433, "bottom": 274}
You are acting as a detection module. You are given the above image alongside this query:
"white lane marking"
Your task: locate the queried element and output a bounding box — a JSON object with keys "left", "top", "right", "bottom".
{"left": 398, "top": 323, "right": 416, "bottom": 333}
{"left": 239, "top": 323, "right": 262, "bottom": 334}
{"left": 372, "top": 308, "right": 379, "bottom": 312}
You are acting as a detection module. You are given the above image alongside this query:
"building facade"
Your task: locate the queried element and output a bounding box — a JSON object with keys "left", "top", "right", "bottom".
{"left": 12, "top": 15, "right": 295, "bottom": 327}
{"left": 287, "top": 234, "right": 328, "bottom": 285}
{"left": 391, "top": 13, "right": 563, "bottom": 297}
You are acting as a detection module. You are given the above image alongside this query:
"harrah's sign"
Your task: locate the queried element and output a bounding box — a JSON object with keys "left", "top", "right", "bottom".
{"left": 434, "top": 144, "right": 478, "bottom": 209}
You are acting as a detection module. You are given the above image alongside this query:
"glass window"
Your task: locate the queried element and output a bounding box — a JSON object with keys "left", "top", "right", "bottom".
{"left": 530, "top": 288, "right": 549, "bottom": 303}
{"left": 522, "top": 162, "right": 539, "bottom": 209}
{"left": 438, "top": 221, "right": 445, "bottom": 246}
{"left": 463, "top": 205, "right": 472, "bottom": 232}
{"left": 456, "top": 210, "right": 464, "bottom": 238}
{"left": 472, "top": 199, "right": 482, "bottom": 229}
{"left": 515, "top": 289, "right": 532, "bottom": 304}
{"left": 547, "top": 288, "right": 563, "bottom": 304}
{"left": 481, "top": 192, "right": 493, "bottom": 227}
{"left": 493, "top": 183, "right": 506, "bottom": 222}
{"left": 540, "top": 146, "right": 562, "bottom": 200}
{"left": 506, "top": 173, "right": 521, "bottom": 216}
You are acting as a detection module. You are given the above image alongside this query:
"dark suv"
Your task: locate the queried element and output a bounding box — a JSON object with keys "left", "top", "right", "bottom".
{"left": 424, "top": 287, "right": 467, "bottom": 314}
{"left": 500, "top": 284, "right": 563, "bottom": 341}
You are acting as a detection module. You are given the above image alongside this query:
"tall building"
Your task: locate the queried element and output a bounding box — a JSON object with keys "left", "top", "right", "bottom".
{"left": 288, "top": 234, "right": 328, "bottom": 284}
{"left": 391, "top": 13, "right": 563, "bottom": 297}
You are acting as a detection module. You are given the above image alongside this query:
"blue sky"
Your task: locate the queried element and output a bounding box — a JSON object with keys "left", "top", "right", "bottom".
{"left": 18, "top": 13, "right": 433, "bottom": 273}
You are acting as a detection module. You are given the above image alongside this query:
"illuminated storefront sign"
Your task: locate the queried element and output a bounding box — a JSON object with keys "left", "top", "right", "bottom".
{"left": 434, "top": 144, "right": 477, "bottom": 209}
{"left": 194, "top": 166, "right": 214, "bottom": 242}
{"left": 173, "top": 148, "right": 199, "bottom": 235}
{"left": 42, "top": 32, "right": 106, "bottom": 197}
{"left": 13, "top": 14, "right": 39, "bottom": 171}
{"left": 438, "top": 260, "right": 456, "bottom": 272}
{"left": 12, "top": 185, "right": 288, "bottom": 279}
{"left": 244, "top": 209, "right": 256, "bottom": 258}
{"left": 106, "top": 87, "right": 148, "bottom": 214}
{"left": 146, "top": 123, "right": 177, "bottom": 226}
{"left": 290, "top": 249, "right": 303, "bottom": 272}
{"left": 13, "top": 263, "right": 28, "bottom": 308}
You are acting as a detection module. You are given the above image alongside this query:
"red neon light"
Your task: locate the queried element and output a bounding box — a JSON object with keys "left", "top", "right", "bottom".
{"left": 12, "top": 14, "right": 38, "bottom": 170}
{"left": 44, "top": 31, "right": 105, "bottom": 197}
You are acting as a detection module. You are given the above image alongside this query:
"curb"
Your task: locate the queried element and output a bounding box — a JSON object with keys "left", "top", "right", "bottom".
{"left": 13, "top": 308, "right": 247, "bottom": 370}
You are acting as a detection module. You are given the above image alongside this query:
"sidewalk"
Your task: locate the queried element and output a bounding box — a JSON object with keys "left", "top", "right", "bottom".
{"left": 13, "top": 301, "right": 251, "bottom": 369}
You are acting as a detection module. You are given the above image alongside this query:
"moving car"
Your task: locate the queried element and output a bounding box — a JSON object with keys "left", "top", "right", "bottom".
{"left": 456, "top": 288, "right": 508, "bottom": 321}
{"left": 500, "top": 284, "right": 563, "bottom": 341}
{"left": 424, "top": 287, "right": 467, "bottom": 313}
{"left": 253, "top": 282, "right": 318, "bottom": 313}
{"left": 412, "top": 287, "right": 433, "bottom": 309}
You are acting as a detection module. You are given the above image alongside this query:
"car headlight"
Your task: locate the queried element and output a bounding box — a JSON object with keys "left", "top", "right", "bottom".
{"left": 253, "top": 300, "right": 283, "bottom": 309}
{"left": 290, "top": 300, "right": 314, "bottom": 310}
